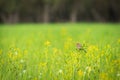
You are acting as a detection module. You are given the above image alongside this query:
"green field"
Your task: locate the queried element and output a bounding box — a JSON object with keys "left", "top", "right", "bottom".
{"left": 0, "top": 23, "right": 120, "bottom": 80}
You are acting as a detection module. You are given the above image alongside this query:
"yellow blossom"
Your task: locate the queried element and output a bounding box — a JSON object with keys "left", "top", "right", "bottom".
{"left": 106, "top": 44, "right": 111, "bottom": 48}
{"left": 39, "top": 62, "right": 47, "bottom": 67}
{"left": 8, "top": 50, "right": 21, "bottom": 60}
{"left": 24, "top": 49, "right": 28, "bottom": 55}
{"left": 78, "top": 70, "right": 83, "bottom": 76}
{"left": 99, "top": 73, "right": 108, "bottom": 80}
{"left": 53, "top": 48, "right": 58, "bottom": 53}
{"left": 33, "top": 77, "right": 38, "bottom": 80}
{"left": 44, "top": 41, "right": 51, "bottom": 46}
{"left": 117, "top": 39, "right": 120, "bottom": 44}
{"left": 88, "top": 45, "right": 98, "bottom": 52}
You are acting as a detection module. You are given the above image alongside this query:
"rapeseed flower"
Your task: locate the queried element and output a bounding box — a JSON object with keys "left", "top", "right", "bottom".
{"left": 24, "top": 49, "right": 28, "bottom": 55}
{"left": 78, "top": 70, "right": 83, "bottom": 76}
{"left": 33, "top": 77, "right": 38, "bottom": 80}
{"left": 99, "top": 73, "right": 108, "bottom": 80}
{"left": 53, "top": 48, "right": 58, "bottom": 53}
{"left": 39, "top": 62, "right": 47, "bottom": 67}
{"left": 117, "top": 39, "right": 120, "bottom": 44}
{"left": 88, "top": 45, "right": 98, "bottom": 52}
{"left": 44, "top": 41, "right": 51, "bottom": 46}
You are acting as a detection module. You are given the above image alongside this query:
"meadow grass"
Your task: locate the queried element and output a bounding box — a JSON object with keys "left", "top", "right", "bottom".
{"left": 0, "top": 23, "right": 120, "bottom": 80}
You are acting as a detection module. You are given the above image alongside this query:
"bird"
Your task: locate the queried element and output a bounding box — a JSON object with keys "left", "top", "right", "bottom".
{"left": 76, "top": 43, "right": 82, "bottom": 50}
{"left": 76, "top": 42, "right": 87, "bottom": 53}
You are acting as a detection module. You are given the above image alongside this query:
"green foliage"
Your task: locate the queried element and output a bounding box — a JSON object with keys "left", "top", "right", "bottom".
{"left": 0, "top": 23, "right": 120, "bottom": 80}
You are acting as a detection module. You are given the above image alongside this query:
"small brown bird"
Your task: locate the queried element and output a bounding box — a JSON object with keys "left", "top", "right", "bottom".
{"left": 76, "top": 43, "right": 82, "bottom": 50}
{"left": 76, "top": 42, "right": 87, "bottom": 53}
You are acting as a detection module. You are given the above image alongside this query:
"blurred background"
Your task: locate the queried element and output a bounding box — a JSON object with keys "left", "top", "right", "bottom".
{"left": 0, "top": 0, "right": 120, "bottom": 24}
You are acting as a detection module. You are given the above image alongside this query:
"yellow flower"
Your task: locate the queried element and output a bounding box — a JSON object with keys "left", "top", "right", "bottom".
{"left": 33, "top": 77, "right": 38, "bottom": 80}
{"left": 8, "top": 50, "right": 21, "bottom": 60}
{"left": 24, "top": 49, "right": 28, "bottom": 55}
{"left": 104, "top": 44, "right": 111, "bottom": 50}
{"left": 101, "top": 50, "right": 105, "bottom": 56}
{"left": 44, "top": 41, "right": 51, "bottom": 46}
{"left": 53, "top": 48, "right": 58, "bottom": 53}
{"left": 78, "top": 70, "right": 83, "bottom": 76}
{"left": 106, "top": 44, "right": 111, "bottom": 49}
{"left": 112, "top": 59, "right": 120, "bottom": 65}
{"left": 88, "top": 45, "right": 98, "bottom": 52}
{"left": 99, "top": 73, "right": 108, "bottom": 80}
{"left": 39, "top": 62, "right": 47, "bottom": 67}
{"left": 118, "top": 39, "right": 120, "bottom": 44}
{"left": 64, "top": 42, "right": 70, "bottom": 50}
{"left": 8, "top": 52, "right": 12, "bottom": 58}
